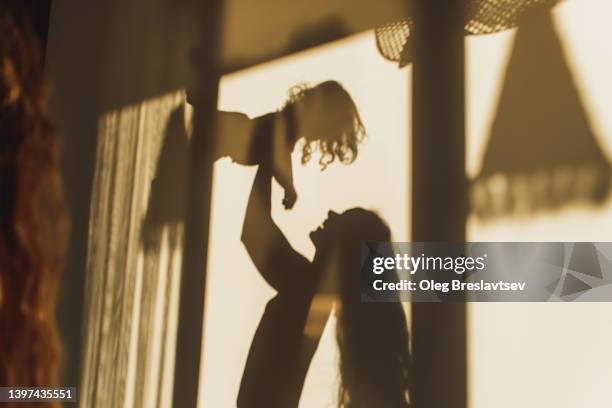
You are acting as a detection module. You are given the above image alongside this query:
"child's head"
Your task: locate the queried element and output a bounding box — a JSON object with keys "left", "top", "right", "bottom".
{"left": 284, "top": 81, "right": 366, "bottom": 169}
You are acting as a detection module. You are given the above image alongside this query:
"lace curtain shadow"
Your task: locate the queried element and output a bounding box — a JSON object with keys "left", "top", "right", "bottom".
{"left": 80, "top": 91, "right": 189, "bottom": 408}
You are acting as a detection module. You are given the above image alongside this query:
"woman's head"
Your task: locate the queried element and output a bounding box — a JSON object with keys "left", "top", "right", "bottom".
{"left": 310, "top": 208, "right": 411, "bottom": 407}
{"left": 284, "top": 81, "right": 366, "bottom": 170}
{"left": 0, "top": 10, "right": 67, "bottom": 390}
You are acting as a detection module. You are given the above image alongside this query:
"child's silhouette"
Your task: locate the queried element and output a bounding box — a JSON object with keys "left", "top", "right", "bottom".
{"left": 211, "top": 80, "right": 366, "bottom": 209}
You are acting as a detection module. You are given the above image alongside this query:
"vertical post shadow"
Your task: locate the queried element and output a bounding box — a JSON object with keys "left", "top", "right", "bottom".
{"left": 411, "top": 1, "right": 467, "bottom": 407}
{"left": 171, "top": 0, "right": 222, "bottom": 406}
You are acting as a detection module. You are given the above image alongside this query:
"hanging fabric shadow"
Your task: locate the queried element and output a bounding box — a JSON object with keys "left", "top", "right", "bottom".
{"left": 471, "top": 8, "right": 611, "bottom": 219}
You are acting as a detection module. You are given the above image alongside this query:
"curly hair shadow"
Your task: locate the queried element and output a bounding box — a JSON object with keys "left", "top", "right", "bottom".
{"left": 283, "top": 81, "right": 367, "bottom": 170}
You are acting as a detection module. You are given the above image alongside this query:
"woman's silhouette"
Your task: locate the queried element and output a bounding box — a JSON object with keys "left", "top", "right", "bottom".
{"left": 238, "top": 163, "right": 411, "bottom": 407}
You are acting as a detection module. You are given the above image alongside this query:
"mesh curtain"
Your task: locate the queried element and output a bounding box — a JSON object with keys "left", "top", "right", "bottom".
{"left": 375, "top": 0, "right": 561, "bottom": 67}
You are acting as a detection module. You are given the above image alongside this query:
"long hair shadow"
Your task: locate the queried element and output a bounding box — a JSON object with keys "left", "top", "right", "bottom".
{"left": 238, "top": 189, "right": 411, "bottom": 407}
{"left": 333, "top": 209, "right": 412, "bottom": 408}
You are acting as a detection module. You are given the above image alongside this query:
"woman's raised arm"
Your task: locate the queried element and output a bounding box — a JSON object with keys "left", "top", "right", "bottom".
{"left": 241, "top": 163, "right": 309, "bottom": 291}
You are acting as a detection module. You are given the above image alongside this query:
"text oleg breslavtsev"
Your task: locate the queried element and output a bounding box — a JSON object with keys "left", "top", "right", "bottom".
{"left": 372, "top": 279, "right": 526, "bottom": 293}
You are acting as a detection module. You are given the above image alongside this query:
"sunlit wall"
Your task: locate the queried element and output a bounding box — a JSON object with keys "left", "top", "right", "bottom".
{"left": 199, "top": 32, "right": 410, "bottom": 407}
{"left": 467, "top": 1, "right": 612, "bottom": 407}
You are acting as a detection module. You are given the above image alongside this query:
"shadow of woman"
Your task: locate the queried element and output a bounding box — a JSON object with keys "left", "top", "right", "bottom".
{"left": 143, "top": 80, "right": 395, "bottom": 406}
{"left": 238, "top": 164, "right": 412, "bottom": 407}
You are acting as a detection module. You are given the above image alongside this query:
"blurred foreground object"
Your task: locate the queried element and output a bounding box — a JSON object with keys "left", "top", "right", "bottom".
{"left": 0, "top": 4, "right": 68, "bottom": 407}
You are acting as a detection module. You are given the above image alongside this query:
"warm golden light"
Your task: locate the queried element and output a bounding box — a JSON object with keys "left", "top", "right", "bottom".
{"left": 200, "top": 31, "right": 410, "bottom": 407}
{"left": 467, "top": 1, "right": 612, "bottom": 407}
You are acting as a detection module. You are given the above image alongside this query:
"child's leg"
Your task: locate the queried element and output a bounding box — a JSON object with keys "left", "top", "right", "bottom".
{"left": 273, "top": 152, "right": 297, "bottom": 210}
